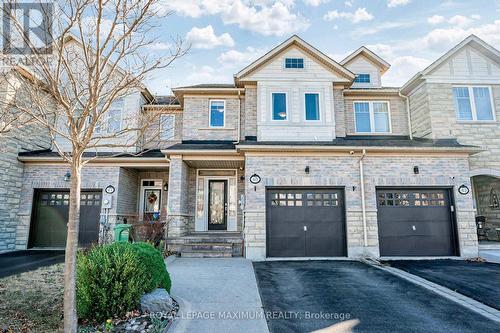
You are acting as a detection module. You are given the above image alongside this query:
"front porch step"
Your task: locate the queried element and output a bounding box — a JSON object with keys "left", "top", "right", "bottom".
{"left": 181, "top": 242, "right": 234, "bottom": 258}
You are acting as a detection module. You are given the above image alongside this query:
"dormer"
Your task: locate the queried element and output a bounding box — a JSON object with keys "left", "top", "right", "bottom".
{"left": 340, "top": 46, "right": 390, "bottom": 88}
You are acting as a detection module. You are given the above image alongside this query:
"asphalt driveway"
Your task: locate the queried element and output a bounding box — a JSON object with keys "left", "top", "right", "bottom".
{"left": 0, "top": 250, "right": 65, "bottom": 278}
{"left": 253, "top": 260, "right": 499, "bottom": 333}
{"left": 386, "top": 259, "right": 500, "bottom": 310}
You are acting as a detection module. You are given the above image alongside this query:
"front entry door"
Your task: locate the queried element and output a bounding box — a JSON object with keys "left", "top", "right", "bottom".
{"left": 208, "top": 180, "right": 227, "bottom": 230}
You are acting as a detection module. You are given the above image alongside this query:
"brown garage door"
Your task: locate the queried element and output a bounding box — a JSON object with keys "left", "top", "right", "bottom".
{"left": 376, "top": 188, "right": 458, "bottom": 256}
{"left": 29, "top": 190, "right": 102, "bottom": 248}
{"left": 266, "top": 187, "right": 346, "bottom": 257}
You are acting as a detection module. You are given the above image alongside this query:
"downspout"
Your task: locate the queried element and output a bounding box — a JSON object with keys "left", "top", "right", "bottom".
{"left": 234, "top": 89, "right": 242, "bottom": 144}
{"left": 399, "top": 91, "right": 413, "bottom": 140}
{"left": 359, "top": 149, "right": 368, "bottom": 249}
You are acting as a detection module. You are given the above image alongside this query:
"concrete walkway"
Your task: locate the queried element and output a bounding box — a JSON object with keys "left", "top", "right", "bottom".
{"left": 167, "top": 258, "right": 269, "bottom": 333}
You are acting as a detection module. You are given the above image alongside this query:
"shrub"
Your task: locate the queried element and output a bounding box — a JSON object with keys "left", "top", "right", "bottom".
{"left": 76, "top": 242, "right": 171, "bottom": 322}
{"left": 131, "top": 242, "right": 171, "bottom": 293}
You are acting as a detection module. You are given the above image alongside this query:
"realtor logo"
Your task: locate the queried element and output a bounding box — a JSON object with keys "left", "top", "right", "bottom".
{"left": 2, "top": 1, "right": 53, "bottom": 55}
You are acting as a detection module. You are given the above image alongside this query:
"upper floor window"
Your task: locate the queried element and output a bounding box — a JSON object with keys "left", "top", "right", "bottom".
{"left": 354, "top": 101, "right": 391, "bottom": 133}
{"left": 272, "top": 93, "right": 287, "bottom": 120}
{"left": 285, "top": 58, "right": 304, "bottom": 69}
{"left": 160, "top": 114, "right": 175, "bottom": 140}
{"left": 305, "top": 93, "right": 320, "bottom": 121}
{"left": 209, "top": 100, "right": 225, "bottom": 127}
{"left": 453, "top": 86, "right": 495, "bottom": 121}
{"left": 95, "top": 98, "right": 123, "bottom": 134}
{"left": 354, "top": 74, "right": 370, "bottom": 83}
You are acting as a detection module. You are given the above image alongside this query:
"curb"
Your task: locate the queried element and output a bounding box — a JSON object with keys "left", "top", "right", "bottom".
{"left": 164, "top": 255, "right": 177, "bottom": 266}
{"left": 361, "top": 259, "right": 500, "bottom": 323}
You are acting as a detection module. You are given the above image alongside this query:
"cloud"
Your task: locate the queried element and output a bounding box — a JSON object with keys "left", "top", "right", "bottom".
{"left": 382, "top": 56, "right": 431, "bottom": 86}
{"left": 186, "top": 25, "right": 235, "bottom": 49}
{"left": 344, "top": 1, "right": 353, "bottom": 7}
{"left": 448, "top": 15, "right": 474, "bottom": 27}
{"left": 323, "top": 8, "right": 373, "bottom": 24}
{"left": 145, "top": 42, "right": 172, "bottom": 51}
{"left": 428, "top": 14, "right": 480, "bottom": 27}
{"left": 352, "top": 21, "right": 415, "bottom": 37}
{"left": 303, "top": 0, "right": 329, "bottom": 6}
{"left": 427, "top": 15, "right": 445, "bottom": 25}
{"left": 387, "top": 0, "right": 411, "bottom": 7}
{"left": 185, "top": 65, "right": 233, "bottom": 84}
{"left": 157, "top": 0, "right": 309, "bottom": 36}
{"left": 217, "top": 47, "right": 266, "bottom": 67}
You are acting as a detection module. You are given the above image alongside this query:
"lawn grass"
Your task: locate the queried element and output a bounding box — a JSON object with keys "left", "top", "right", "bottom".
{"left": 0, "top": 263, "right": 64, "bottom": 332}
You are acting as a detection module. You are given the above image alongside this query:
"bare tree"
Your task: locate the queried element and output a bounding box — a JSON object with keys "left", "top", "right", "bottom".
{"left": 0, "top": 1, "right": 187, "bottom": 331}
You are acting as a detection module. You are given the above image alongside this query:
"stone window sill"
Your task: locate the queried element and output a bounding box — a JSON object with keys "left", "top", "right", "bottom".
{"left": 198, "top": 127, "right": 236, "bottom": 131}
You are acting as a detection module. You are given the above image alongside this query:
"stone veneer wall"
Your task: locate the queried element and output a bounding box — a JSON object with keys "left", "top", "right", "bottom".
{"left": 15, "top": 165, "right": 125, "bottom": 249}
{"left": 244, "top": 154, "right": 477, "bottom": 260}
{"left": 423, "top": 84, "right": 500, "bottom": 174}
{"left": 167, "top": 156, "right": 191, "bottom": 237}
{"left": 0, "top": 124, "right": 51, "bottom": 253}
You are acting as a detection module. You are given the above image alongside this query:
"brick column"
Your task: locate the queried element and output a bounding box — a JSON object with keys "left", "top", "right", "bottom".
{"left": 167, "top": 155, "right": 189, "bottom": 237}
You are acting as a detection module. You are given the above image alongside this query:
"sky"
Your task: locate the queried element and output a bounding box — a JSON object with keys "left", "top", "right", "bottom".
{"left": 145, "top": 0, "right": 500, "bottom": 95}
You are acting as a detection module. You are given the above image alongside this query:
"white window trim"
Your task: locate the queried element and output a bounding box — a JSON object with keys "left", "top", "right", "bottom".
{"left": 453, "top": 85, "right": 496, "bottom": 122}
{"left": 270, "top": 92, "right": 289, "bottom": 122}
{"left": 303, "top": 92, "right": 321, "bottom": 122}
{"left": 209, "top": 99, "right": 226, "bottom": 128}
{"left": 106, "top": 99, "right": 124, "bottom": 134}
{"left": 353, "top": 100, "right": 392, "bottom": 134}
{"left": 283, "top": 57, "right": 305, "bottom": 70}
{"left": 160, "top": 114, "right": 175, "bottom": 140}
{"left": 354, "top": 74, "right": 371, "bottom": 84}
{"left": 138, "top": 179, "right": 163, "bottom": 220}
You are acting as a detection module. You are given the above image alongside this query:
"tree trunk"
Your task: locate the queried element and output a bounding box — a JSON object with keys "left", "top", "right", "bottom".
{"left": 63, "top": 161, "right": 82, "bottom": 332}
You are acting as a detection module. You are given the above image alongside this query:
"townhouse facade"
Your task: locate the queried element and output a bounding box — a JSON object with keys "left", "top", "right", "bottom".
{"left": 1, "top": 34, "right": 498, "bottom": 260}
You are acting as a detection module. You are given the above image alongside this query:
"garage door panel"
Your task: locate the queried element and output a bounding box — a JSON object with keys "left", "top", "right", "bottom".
{"left": 29, "top": 190, "right": 102, "bottom": 248}
{"left": 267, "top": 188, "right": 346, "bottom": 257}
{"left": 377, "top": 188, "right": 457, "bottom": 257}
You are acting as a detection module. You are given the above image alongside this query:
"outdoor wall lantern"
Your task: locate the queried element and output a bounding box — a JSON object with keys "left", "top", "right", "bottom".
{"left": 305, "top": 166, "right": 310, "bottom": 174}
{"left": 64, "top": 171, "right": 71, "bottom": 182}
{"left": 413, "top": 166, "right": 419, "bottom": 174}
{"left": 163, "top": 183, "right": 168, "bottom": 191}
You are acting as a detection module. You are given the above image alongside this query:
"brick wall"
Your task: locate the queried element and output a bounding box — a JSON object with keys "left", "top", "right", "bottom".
{"left": 244, "top": 153, "right": 477, "bottom": 260}
{"left": 182, "top": 97, "right": 240, "bottom": 141}
{"left": 408, "top": 83, "right": 432, "bottom": 138}
{"left": 244, "top": 87, "right": 257, "bottom": 138}
{"left": 344, "top": 95, "right": 409, "bottom": 135}
{"left": 16, "top": 165, "right": 123, "bottom": 249}
{"left": 142, "top": 110, "right": 183, "bottom": 149}
{"left": 333, "top": 87, "right": 346, "bottom": 137}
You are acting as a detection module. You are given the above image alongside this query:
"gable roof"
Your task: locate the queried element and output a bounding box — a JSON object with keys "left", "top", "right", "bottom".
{"left": 340, "top": 46, "right": 391, "bottom": 74}
{"left": 234, "top": 35, "right": 355, "bottom": 84}
{"left": 401, "top": 34, "right": 500, "bottom": 94}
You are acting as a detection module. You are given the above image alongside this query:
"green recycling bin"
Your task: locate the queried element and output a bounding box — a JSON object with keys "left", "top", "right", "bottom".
{"left": 114, "top": 224, "right": 132, "bottom": 242}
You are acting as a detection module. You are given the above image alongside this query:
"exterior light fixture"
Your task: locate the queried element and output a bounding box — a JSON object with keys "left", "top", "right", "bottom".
{"left": 413, "top": 166, "right": 419, "bottom": 174}
{"left": 64, "top": 171, "right": 71, "bottom": 182}
{"left": 163, "top": 183, "right": 168, "bottom": 191}
{"left": 305, "top": 166, "right": 310, "bottom": 174}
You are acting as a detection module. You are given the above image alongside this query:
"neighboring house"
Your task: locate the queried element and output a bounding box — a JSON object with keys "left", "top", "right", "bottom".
{"left": 402, "top": 35, "right": 500, "bottom": 245}
{"left": 1, "top": 34, "right": 497, "bottom": 260}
